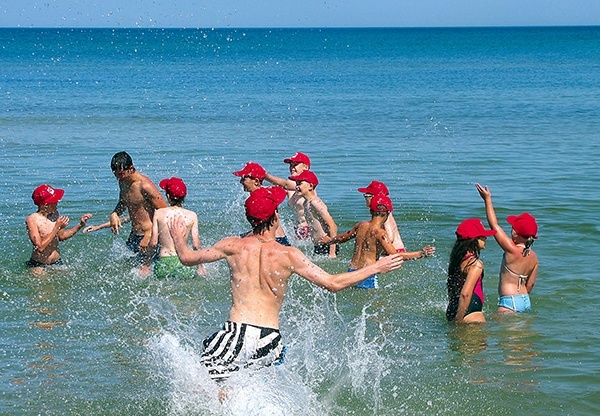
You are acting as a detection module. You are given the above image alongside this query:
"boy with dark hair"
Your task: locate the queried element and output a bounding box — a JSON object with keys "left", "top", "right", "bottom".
{"left": 109, "top": 151, "right": 167, "bottom": 258}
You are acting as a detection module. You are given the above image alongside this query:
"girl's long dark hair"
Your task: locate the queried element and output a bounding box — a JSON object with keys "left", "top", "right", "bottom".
{"left": 447, "top": 238, "right": 481, "bottom": 294}
{"left": 446, "top": 237, "right": 481, "bottom": 321}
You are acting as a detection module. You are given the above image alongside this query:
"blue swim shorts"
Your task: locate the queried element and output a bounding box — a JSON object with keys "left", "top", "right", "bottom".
{"left": 349, "top": 268, "right": 379, "bottom": 289}
{"left": 498, "top": 294, "right": 531, "bottom": 312}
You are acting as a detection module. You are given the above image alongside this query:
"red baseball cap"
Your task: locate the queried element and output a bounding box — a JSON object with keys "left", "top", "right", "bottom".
{"left": 358, "top": 180, "right": 389, "bottom": 195}
{"left": 32, "top": 184, "right": 64, "bottom": 206}
{"left": 456, "top": 218, "right": 497, "bottom": 240}
{"left": 159, "top": 177, "right": 187, "bottom": 199}
{"left": 245, "top": 186, "right": 287, "bottom": 222}
{"left": 369, "top": 194, "right": 393, "bottom": 212}
{"left": 233, "top": 162, "right": 267, "bottom": 180}
{"left": 283, "top": 152, "right": 311, "bottom": 168}
{"left": 289, "top": 170, "right": 319, "bottom": 187}
{"left": 507, "top": 212, "right": 538, "bottom": 239}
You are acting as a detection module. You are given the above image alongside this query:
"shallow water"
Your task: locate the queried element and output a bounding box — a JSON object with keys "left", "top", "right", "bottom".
{"left": 1, "top": 27, "right": 599, "bottom": 415}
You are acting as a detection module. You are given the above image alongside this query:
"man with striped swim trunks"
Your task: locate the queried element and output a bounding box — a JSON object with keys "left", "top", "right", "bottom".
{"left": 168, "top": 186, "right": 404, "bottom": 381}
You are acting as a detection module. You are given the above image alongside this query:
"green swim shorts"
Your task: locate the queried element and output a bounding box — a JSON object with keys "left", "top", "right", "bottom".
{"left": 154, "top": 255, "right": 196, "bottom": 279}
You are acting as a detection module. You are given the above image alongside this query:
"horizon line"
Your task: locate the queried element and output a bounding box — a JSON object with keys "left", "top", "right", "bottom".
{"left": 1, "top": 24, "right": 599, "bottom": 30}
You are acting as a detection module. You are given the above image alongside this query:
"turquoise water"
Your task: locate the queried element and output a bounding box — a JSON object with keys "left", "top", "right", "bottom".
{"left": 1, "top": 27, "right": 599, "bottom": 415}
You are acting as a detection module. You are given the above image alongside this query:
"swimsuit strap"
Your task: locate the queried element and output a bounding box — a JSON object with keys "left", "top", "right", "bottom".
{"left": 503, "top": 263, "right": 528, "bottom": 291}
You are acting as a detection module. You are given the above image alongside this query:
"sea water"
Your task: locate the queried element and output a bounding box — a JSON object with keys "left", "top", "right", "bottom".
{"left": 1, "top": 27, "right": 599, "bottom": 415}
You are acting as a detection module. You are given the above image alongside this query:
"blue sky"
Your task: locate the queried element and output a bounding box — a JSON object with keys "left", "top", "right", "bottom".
{"left": 1, "top": 0, "right": 599, "bottom": 28}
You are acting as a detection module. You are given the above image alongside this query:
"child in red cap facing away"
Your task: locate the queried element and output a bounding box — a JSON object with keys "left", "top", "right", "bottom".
{"left": 322, "top": 194, "right": 434, "bottom": 289}
{"left": 446, "top": 218, "right": 497, "bottom": 323}
{"left": 476, "top": 184, "right": 539, "bottom": 313}
{"left": 26, "top": 184, "right": 92, "bottom": 274}
{"left": 289, "top": 170, "right": 338, "bottom": 258}
{"left": 142, "top": 177, "right": 206, "bottom": 278}
{"left": 357, "top": 180, "right": 436, "bottom": 260}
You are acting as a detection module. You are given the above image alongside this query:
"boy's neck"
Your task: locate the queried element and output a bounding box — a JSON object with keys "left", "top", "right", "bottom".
{"left": 302, "top": 189, "right": 316, "bottom": 200}
{"left": 370, "top": 214, "right": 387, "bottom": 226}
{"left": 37, "top": 205, "right": 56, "bottom": 216}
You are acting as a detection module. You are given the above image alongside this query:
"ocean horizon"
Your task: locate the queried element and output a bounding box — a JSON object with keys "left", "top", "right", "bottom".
{"left": 1, "top": 26, "right": 599, "bottom": 415}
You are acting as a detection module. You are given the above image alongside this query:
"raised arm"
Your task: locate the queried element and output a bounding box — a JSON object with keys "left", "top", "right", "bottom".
{"left": 168, "top": 216, "right": 227, "bottom": 266}
{"left": 475, "top": 183, "right": 516, "bottom": 254}
{"left": 264, "top": 172, "right": 296, "bottom": 191}
{"left": 290, "top": 250, "right": 403, "bottom": 292}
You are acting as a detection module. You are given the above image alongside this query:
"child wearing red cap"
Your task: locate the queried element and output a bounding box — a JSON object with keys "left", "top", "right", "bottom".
{"left": 476, "top": 184, "right": 539, "bottom": 313}
{"left": 289, "top": 170, "right": 339, "bottom": 258}
{"left": 446, "top": 218, "right": 496, "bottom": 323}
{"left": 264, "top": 152, "right": 313, "bottom": 240}
{"left": 357, "top": 180, "right": 436, "bottom": 259}
{"left": 142, "top": 177, "right": 206, "bottom": 278}
{"left": 322, "top": 194, "right": 434, "bottom": 289}
{"left": 26, "top": 184, "right": 92, "bottom": 273}
{"left": 233, "top": 162, "right": 291, "bottom": 246}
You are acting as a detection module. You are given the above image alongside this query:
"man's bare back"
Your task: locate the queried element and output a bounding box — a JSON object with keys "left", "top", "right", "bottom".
{"left": 168, "top": 215, "right": 402, "bottom": 329}
{"left": 166, "top": 187, "right": 402, "bottom": 381}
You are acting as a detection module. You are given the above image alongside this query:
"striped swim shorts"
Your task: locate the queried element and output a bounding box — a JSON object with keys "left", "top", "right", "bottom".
{"left": 200, "top": 321, "right": 285, "bottom": 381}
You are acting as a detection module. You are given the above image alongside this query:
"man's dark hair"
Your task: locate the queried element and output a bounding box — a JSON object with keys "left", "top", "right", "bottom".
{"left": 111, "top": 151, "right": 134, "bottom": 172}
{"left": 168, "top": 195, "right": 185, "bottom": 206}
{"left": 246, "top": 212, "right": 277, "bottom": 234}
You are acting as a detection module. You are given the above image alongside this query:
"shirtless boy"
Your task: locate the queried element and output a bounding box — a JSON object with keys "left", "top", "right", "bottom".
{"left": 233, "top": 161, "right": 290, "bottom": 246}
{"left": 321, "top": 194, "right": 434, "bottom": 289}
{"left": 358, "top": 180, "right": 436, "bottom": 259}
{"left": 168, "top": 185, "right": 403, "bottom": 381}
{"left": 288, "top": 170, "right": 338, "bottom": 258}
{"left": 26, "top": 184, "right": 92, "bottom": 273}
{"left": 142, "top": 177, "right": 205, "bottom": 278}
{"left": 109, "top": 152, "right": 167, "bottom": 258}
{"left": 264, "top": 152, "right": 312, "bottom": 240}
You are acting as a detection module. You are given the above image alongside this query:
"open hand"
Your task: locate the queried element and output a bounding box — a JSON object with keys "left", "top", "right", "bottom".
{"left": 475, "top": 183, "right": 491, "bottom": 201}
{"left": 421, "top": 245, "right": 436, "bottom": 257}
{"left": 377, "top": 253, "right": 404, "bottom": 274}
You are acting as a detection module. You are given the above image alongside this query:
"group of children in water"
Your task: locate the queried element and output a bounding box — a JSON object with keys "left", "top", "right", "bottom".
{"left": 26, "top": 151, "right": 539, "bottom": 325}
